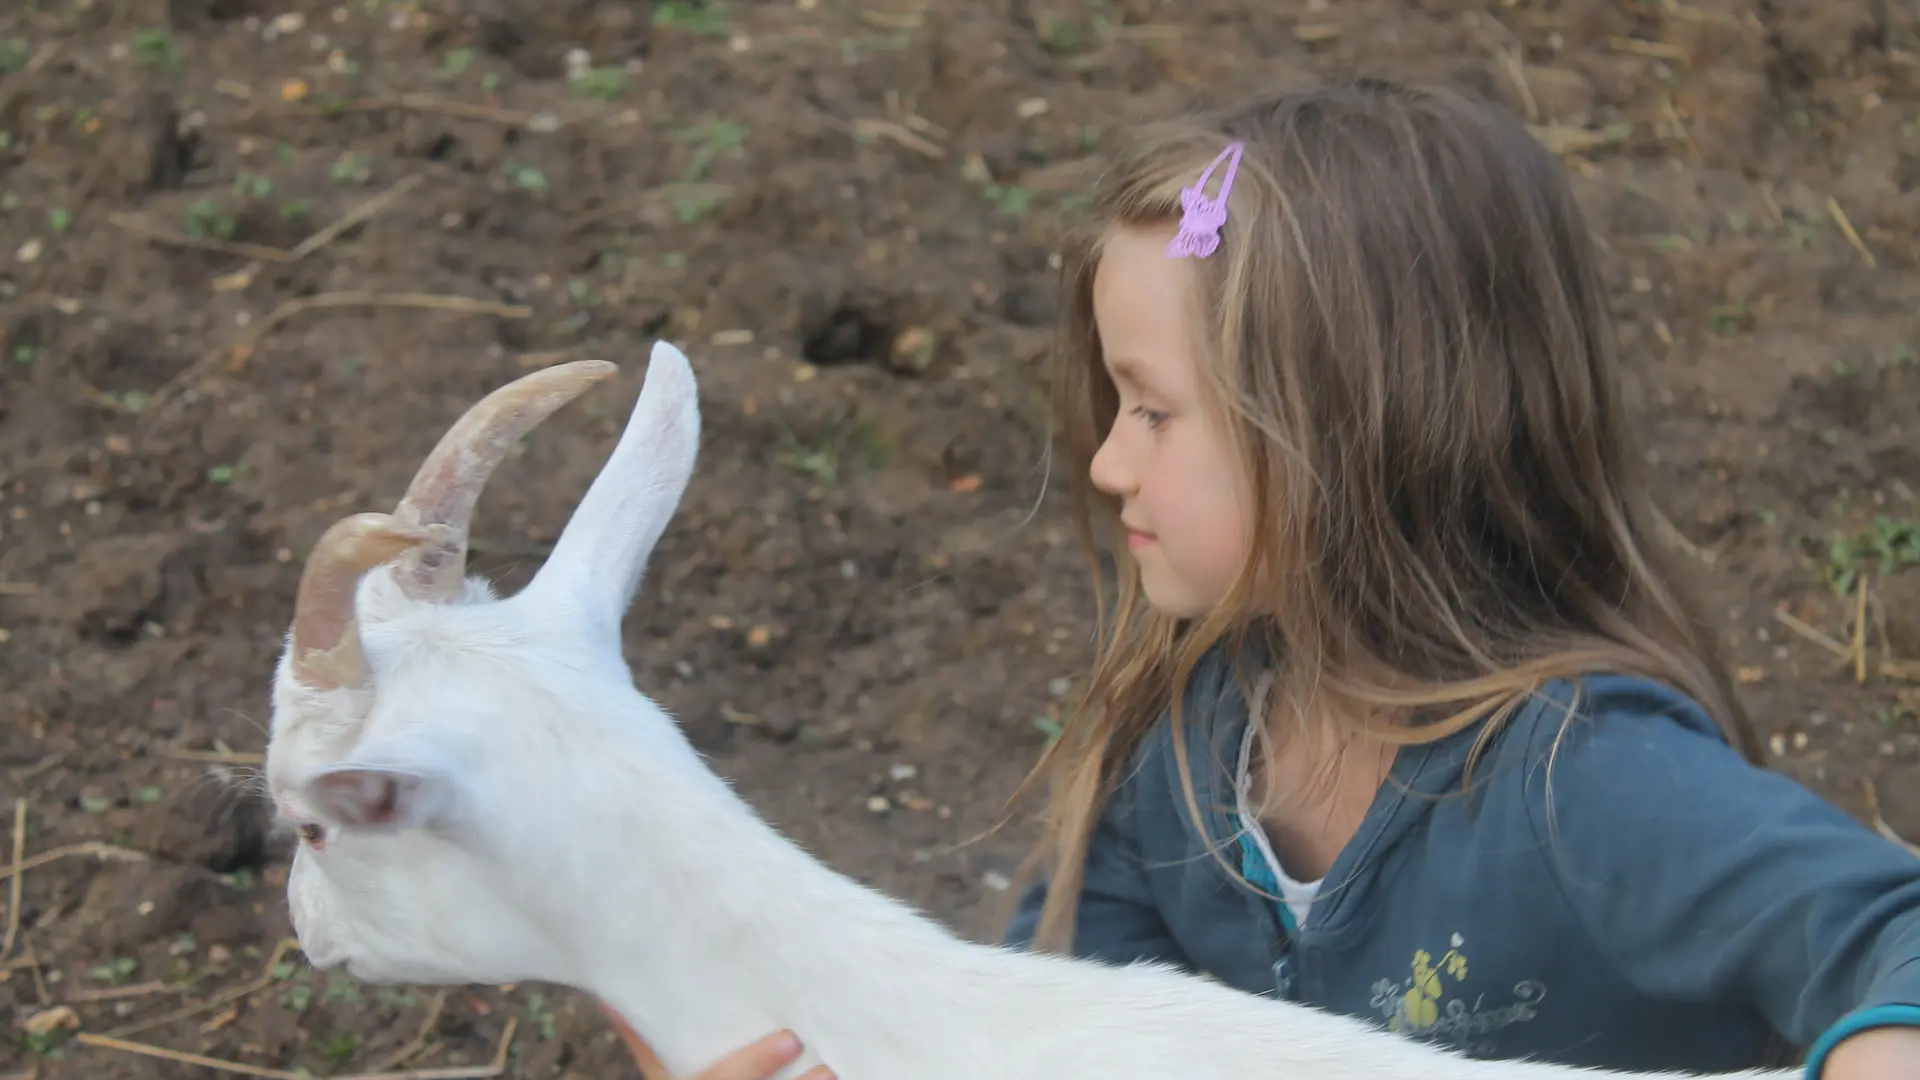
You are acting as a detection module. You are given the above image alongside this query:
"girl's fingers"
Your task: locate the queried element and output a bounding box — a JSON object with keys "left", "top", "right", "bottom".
{"left": 695, "top": 1030, "right": 812, "bottom": 1080}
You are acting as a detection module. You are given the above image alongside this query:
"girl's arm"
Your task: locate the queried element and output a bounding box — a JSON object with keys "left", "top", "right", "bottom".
{"left": 1513, "top": 678, "right": 1920, "bottom": 1078}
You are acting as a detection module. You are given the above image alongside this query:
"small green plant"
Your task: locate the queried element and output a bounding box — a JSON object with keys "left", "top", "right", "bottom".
{"left": 90, "top": 956, "right": 139, "bottom": 984}
{"left": 322, "top": 974, "right": 362, "bottom": 1004}
{"left": 278, "top": 967, "right": 315, "bottom": 1010}
{"left": 1815, "top": 516, "right": 1920, "bottom": 597}
{"left": 508, "top": 164, "right": 548, "bottom": 193}
{"left": 770, "top": 408, "right": 887, "bottom": 484}
{"left": 653, "top": 2, "right": 730, "bottom": 35}
{"left": 1032, "top": 712, "right": 1064, "bottom": 747}
{"left": 1706, "top": 297, "right": 1752, "bottom": 336}
{"left": 18, "top": 1024, "right": 73, "bottom": 1058}
{"left": 677, "top": 118, "right": 748, "bottom": 179}
{"left": 330, "top": 152, "right": 373, "bottom": 185}
{"left": 233, "top": 171, "right": 273, "bottom": 198}
{"left": 524, "top": 990, "right": 559, "bottom": 1039}
{"left": 131, "top": 29, "right": 181, "bottom": 72}
{"left": 436, "top": 47, "right": 475, "bottom": 81}
{"left": 0, "top": 39, "right": 30, "bottom": 73}
{"left": 316, "top": 1032, "right": 360, "bottom": 1066}
{"left": 569, "top": 66, "right": 627, "bottom": 100}
{"left": 186, "top": 198, "right": 236, "bottom": 240}
{"left": 984, "top": 184, "right": 1034, "bottom": 217}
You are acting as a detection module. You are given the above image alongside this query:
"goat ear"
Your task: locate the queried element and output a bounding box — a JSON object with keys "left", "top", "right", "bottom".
{"left": 300, "top": 741, "right": 468, "bottom": 833}
{"left": 526, "top": 340, "right": 701, "bottom": 635}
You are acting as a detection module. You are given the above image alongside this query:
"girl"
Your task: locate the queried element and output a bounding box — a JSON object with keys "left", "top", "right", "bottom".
{"left": 654, "top": 78, "right": 1920, "bottom": 1080}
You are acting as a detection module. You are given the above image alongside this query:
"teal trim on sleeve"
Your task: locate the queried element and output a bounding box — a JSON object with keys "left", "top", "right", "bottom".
{"left": 1803, "top": 1004, "right": 1920, "bottom": 1078}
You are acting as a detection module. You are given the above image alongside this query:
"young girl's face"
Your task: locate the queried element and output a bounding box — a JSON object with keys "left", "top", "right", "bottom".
{"left": 1087, "top": 223, "right": 1250, "bottom": 619}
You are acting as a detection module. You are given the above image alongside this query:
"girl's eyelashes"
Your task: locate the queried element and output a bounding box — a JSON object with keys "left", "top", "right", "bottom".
{"left": 1130, "top": 404, "right": 1171, "bottom": 430}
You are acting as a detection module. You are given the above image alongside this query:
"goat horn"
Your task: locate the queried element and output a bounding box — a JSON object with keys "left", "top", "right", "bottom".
{"left": 289, "top": 512, "right": 438, "bottom": 692}
{"left": 390, "top": 360, "right": 620, "bottom": 601}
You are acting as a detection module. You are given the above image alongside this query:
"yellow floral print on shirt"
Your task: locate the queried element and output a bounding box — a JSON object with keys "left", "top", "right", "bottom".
{"left": 1370, "top": 933, "right": 1548, "bottom": 1058}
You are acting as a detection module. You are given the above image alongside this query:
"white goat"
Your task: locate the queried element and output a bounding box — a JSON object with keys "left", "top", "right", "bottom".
{"left": 262, "top": 342, "right": 1793, "bottom": 1080}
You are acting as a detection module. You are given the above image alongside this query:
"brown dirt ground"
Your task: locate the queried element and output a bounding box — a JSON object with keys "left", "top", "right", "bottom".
{"left": 2, "top": 0, "right": 1919, "bottom": 1076}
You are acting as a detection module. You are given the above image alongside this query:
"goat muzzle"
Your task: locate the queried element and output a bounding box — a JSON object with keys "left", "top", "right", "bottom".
{"left": 389, "top": 360, "right": 619, "bottom": 601}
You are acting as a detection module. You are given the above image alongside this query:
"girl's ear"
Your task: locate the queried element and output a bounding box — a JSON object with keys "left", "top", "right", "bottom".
{"left": 300, "top": 735, "right": 471, "bottom": 833}
{"left": 524, "top": 340, "right": 702, "bottom": 638}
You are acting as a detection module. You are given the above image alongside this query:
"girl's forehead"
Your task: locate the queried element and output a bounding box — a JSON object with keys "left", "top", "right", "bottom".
{"left": 1093, "top": 223, "right": 1201, "bottom": 389}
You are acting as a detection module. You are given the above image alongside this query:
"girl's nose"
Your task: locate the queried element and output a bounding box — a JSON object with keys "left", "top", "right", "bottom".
{"left": 1089, "top": 430, "right": 1133, "bottom": 497}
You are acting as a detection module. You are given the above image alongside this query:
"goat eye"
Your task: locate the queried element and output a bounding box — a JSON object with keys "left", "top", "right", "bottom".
{"left": 298, "top": 822, "right": 325, "bottom": 846}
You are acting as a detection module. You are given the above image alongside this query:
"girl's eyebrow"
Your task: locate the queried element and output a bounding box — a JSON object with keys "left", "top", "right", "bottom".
{"left": 1104, "top": 354, "right": 1155, "bottom": 389}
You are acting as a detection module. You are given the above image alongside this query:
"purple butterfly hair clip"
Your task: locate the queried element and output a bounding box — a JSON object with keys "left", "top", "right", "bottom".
{"left": 1165, "top": 141, "right": 1244, "bottom": 260}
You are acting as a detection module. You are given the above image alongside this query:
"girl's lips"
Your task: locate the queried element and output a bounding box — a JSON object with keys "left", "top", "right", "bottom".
{"left": 1126, "top": 529, "right": 1155, "bottom": 550}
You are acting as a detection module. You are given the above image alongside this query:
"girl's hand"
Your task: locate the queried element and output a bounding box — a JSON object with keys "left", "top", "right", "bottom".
{"left": 680, "top": 1030, "right": 836, "bottom": 1080}
{"left": 601, "top": 1003, "right": 836, "bottom": 1080}
{"left": 1822, "top": 1026, "right": 1920, "bottom": 1079}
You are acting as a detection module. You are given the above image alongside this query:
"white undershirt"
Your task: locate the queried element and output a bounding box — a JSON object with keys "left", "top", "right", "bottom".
{"left": 1235, "top": 678, "right": 1324, "bottom": 927}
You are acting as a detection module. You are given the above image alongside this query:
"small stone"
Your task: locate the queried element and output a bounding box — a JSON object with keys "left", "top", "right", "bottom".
{"left": 16, "top": 238, "right": 42, "bottom": 263}
{"left": 22, "top": 1005, "right": 79, "bottom": 1038}
{"left": 982, "top": 870, "right": 1011, "bottom": 892}
{"left": 888, "top": 763, "right": 917, "bottom": 782}
{"left": 865, "top": 796, "right": 891, "bottom": 813}
{"left": 757, "top": 711, "right": 799, "bottom": 743}
{"left": 1768, "top": 733, "right": 1786, "bottom": 757}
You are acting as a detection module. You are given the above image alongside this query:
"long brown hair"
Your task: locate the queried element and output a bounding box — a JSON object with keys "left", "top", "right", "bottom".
{"left": 1015, "top": 78, "right": 1757, "bottom": 953}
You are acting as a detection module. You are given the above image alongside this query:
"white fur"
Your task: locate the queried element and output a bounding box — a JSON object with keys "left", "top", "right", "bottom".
{"left": 263, "top": 341, "right": 1793, "bottom": 1080}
